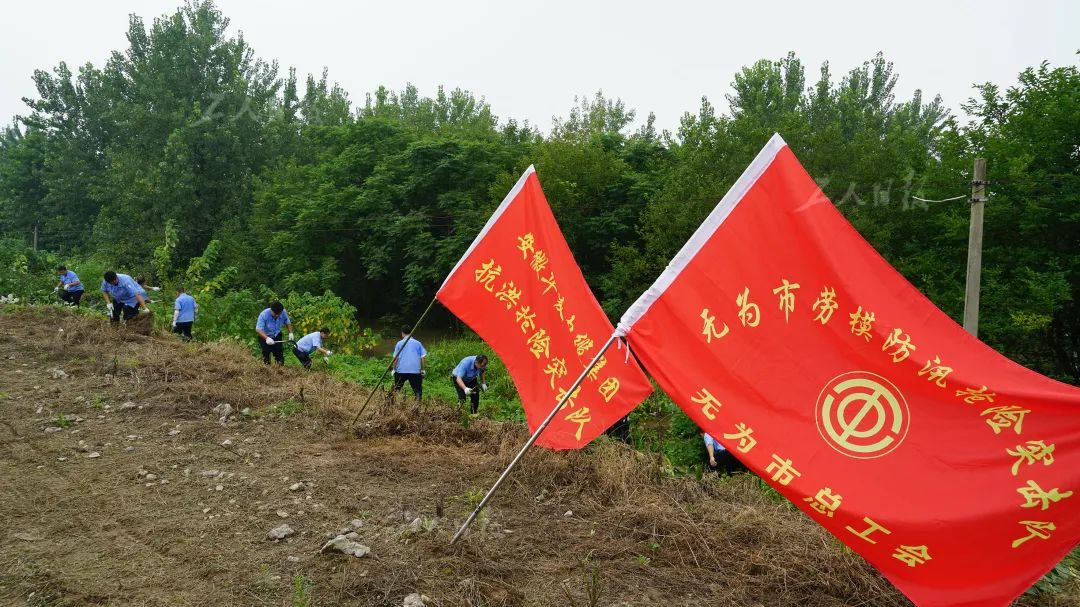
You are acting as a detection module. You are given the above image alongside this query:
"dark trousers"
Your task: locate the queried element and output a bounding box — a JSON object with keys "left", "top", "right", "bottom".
{"left": 707, "top": 449, "right": 745, "bottom": 476}
{"left": 173, "top": 321, "right": 193, "bottom": 340}
{"left": 59, "top": 290, "right": 83, "bottom": 306}
{"left": 110, "top": 303, "right": 138, "bottom": 323}
{"left": 260, "top": 333, "right": 284, "bottom": 365}
{"left": 605, "top": 415, "right": 632, "bottom": 444}
{"left": 393, "top": 372, "right": 423, "bottom": 399}
{"left": 453, "top": 377, "right": 480, "bottom": 413}
{"left": 292, "top": 346, "right": 313, "bottom": 369}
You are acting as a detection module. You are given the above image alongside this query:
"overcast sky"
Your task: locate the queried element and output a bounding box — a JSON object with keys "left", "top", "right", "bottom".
{"left": 2, "top": 0, "right": 1077, "bottom": 133}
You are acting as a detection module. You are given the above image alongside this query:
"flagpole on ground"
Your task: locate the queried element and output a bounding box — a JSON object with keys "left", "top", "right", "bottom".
{"left": 450, "top": 333, "right": 620, "bottom": 545}
{"left": 350, "top": 297, "right": 438, "bottom": 427}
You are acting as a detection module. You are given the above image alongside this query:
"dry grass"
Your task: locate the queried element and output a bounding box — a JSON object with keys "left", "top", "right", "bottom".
{"left": 33, "top": 308, "right": 368, "bottom": 421}
{"left": 1, "top": 307, "right": 1070, "bottom": 606}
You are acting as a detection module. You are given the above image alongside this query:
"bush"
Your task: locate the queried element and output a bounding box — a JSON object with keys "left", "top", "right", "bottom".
{"left": 0, "top": 239, "right": 108, "bottom": 306}
{"left": 193, "top": 288, "right": 267, "bottom": 343}
{"left": 0, "top": 239, "right": 53, "bottom": 302}
{"left": 281, "top": 290, "right": 377, "bottom": 355}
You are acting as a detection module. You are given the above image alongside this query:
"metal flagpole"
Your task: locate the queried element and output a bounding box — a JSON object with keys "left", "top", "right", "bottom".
{"left": 350, "top": 296, "right": 438, "bottom": 427}
{"left": 450, "top": 333, "right": 620, "bottom": 545}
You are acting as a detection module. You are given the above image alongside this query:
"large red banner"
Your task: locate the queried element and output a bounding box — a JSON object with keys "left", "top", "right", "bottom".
{"left": 438, "top": 167, "right": 652, "bottom": 449}
{"left": 616, "top": 135, "right": 1080, "bottom": 606}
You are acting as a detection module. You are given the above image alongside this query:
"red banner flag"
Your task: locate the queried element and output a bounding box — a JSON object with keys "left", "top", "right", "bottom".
{"left": 616, "top": 135, "right": 1080, "bottom": 606}
{"left": 437, "top": 167, "right": 652, "bottom": 449}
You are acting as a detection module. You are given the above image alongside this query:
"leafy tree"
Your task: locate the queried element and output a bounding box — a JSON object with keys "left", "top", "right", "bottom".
{"left": 0, "top": 127, "right": 49, "bottom": 245}
{"left": 347, "top": 137, "right": 523, "bottom": 320}
{"left": 360, "top": 83, "right": 503, "bottom": 139}
{"left": 19, "top": 1, "right": 281, "bottom": 264}
{"left": 0, "top": 1, "right": 1074, "bottom": 384}
{"left": 960, "top": 61, "right": 1080, "bottom": 381}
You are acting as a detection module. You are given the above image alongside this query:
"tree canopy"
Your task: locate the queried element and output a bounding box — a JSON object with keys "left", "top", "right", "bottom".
{"left": 1, "top": 1, "right": 1076, "bottom": 383}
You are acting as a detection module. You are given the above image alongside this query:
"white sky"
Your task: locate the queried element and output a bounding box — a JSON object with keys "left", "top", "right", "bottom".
{"left": 2, "top": 0, "right": 1077, "bottom": 133}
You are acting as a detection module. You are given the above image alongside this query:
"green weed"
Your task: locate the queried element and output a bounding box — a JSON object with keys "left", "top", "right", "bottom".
{"left": 561, "top": 558, "right": 607, "bottom": 607}
{"left": 451, "top": 489, "right": 489, "bottom": 530}
{"left": 269, "top": 398, "right": 304, "bottom": 419}
{"left": 254, "top": 564, "right": 273, "bottom": 590}
{"left": 454, "top": 489, "right": 485, "bottom": 508}
{"left": 50, "top": 413, "right": 71, "bottom": 428}
{"left": 291, "top": 574, "right": 313, "bottom": 607}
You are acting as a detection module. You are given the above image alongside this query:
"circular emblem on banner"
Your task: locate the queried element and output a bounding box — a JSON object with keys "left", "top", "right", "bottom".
{"left": 815, "top": 371, "right": 909, "bottom": 459}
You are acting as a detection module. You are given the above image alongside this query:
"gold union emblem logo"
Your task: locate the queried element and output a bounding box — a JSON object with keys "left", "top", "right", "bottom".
{"left": 815, "top": 371, "right": 910, "bottom": 459}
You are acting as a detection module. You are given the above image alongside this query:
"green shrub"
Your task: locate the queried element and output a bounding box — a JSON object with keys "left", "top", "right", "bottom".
{"left": 281, "top": 290, "right": 377, "bottom": 355}
{"left": 194, "top": 288, "right": 267, "bottom": 343}
{"left": 0, "top": 239, "right": 56, "bottom": 302}
{"left": 0, "top": 239, "right": 109, "bottom": 307}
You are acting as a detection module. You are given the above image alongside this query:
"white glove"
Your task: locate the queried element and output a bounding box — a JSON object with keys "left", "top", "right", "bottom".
{"left": 265, "top": 337, "right": 275, "bottom": 345}
{"left": 150, "top": 286, "right": 161, "bottom": 292}
{"left": 288, "top": 332, "right": 295, "bottom": 341}
{"left": 463, "top": 387, "right": 473, "bottom": 395}
{"left": 481, "top": 383, "right": 489, "bottom": 392}
{"left": 106, "top": 303, "right": 114, "bottom": 314}
{"left": 139, "top": 308, "right": 150, "bottom": 314}
{"left": 325, "top": 350, "right": 332, "bottom": 356}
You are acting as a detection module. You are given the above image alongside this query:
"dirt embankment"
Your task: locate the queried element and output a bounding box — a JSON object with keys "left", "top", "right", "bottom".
{"left": 0, "top": 307, "right": 1025, "bottom": 607}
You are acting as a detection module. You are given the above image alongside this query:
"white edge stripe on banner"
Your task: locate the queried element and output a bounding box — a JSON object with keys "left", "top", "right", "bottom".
{"left": 615, "top": 133, "right": 788, "bottom": 336}
{"left": 439, "top": 165, "right": 537, "bottom": 292}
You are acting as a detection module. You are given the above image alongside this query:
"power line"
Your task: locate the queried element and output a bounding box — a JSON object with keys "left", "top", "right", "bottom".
{"left": 911, "top": 194, "right": 968, "bottom": 203}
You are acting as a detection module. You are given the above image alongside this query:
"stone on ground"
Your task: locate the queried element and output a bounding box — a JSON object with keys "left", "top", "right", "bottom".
{"left": 266, "top": 524, "right": 295, "bottom": 541}
{"left": 320, "top": 535, "right": 370, "bottom": 558}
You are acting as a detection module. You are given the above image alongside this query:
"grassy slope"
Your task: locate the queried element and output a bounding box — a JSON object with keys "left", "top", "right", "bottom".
{"left": 1, "top": 306, "right": 1075, "bottom": 606}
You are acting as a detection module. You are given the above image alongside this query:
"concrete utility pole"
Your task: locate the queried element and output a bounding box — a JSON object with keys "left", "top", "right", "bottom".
{"left": 963, "top": 159, "right": 987, "bottom": 336}
{"left": 32, "top": 224, "right": 38, "bottom": 251}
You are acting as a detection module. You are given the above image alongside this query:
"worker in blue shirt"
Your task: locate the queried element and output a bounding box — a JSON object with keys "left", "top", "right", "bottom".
{"left": 292, "top": 328, "right": 331, "bottom": 369}
{"left": 255, "top": 301, "right": 294, "bottom": 366}
{"left": 451, "top": 354, "right": 489, "bottom": 414}
{"left": 391, "top": 326, "right": 427, "bottom": 400}
{"left": 54, "top": 265, "right": 84, "bottom": 306}
{"left": 100, "top": 270, "right": 149, "bottom": 323}
{"left": 703, "top": 432, "right": 744, "bottom": 475}
{"left": 172, "top": 286, "right": 198, "bottom": 341}
{"left": 135, "top": 277, "right": 161, "bottom": 304}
